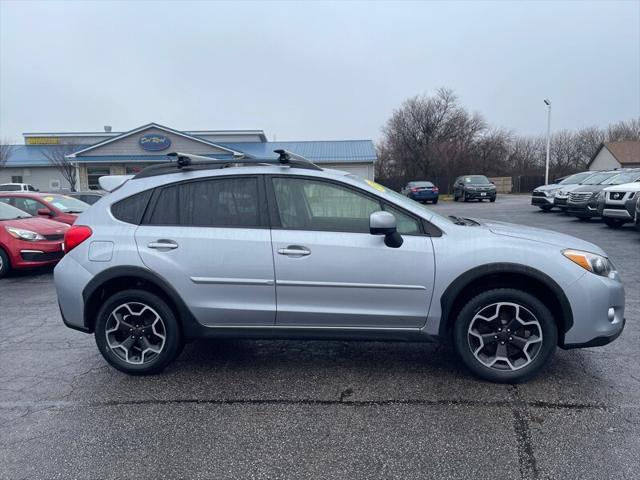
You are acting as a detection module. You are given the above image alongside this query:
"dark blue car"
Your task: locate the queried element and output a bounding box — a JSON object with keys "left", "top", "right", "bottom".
{"left": 401, "top": 181, "right": 439, "bottom": 204}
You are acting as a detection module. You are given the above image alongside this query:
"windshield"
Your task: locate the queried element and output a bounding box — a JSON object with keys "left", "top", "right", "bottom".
{"left": 464, "top": 175, "right": 491, "bottom": 184}
{"left": 0, "top": 202, "right": 32, "bottom": 220}
{"left": 558, "top": 172, "right": 592, "bottom": 185}
{"left": 348, "top": 175, "right": 452, "bottom": 223}
{"left": 40, "top": 194, "right": 89, "bottom": 213}
{"left": 602, "top": 171, "right": 640, "bottom": 185}
{"left": 581, "top": 171, "right": 618, "bottom": 185}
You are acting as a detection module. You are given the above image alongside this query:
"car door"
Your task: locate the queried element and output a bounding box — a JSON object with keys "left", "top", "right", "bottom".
{"left": 268, "top": 176, "right": 435, "bottom": 328}
{"left": 134, "top": 175, "right": 276, "bottom": 327}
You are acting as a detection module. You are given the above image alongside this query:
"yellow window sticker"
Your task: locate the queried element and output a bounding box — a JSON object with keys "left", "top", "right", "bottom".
{"left": 43, "top": 196, "right": 55, "bottom": 202}
{"left": 365, "top": 180, "right": 386, "bottom": 192}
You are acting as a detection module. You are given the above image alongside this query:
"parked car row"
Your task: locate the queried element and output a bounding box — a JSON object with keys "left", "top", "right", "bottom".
{"left": 0, "top": 191, "right": 105, "bottom": 278}
{"left": 531, "top": 168, "right": 640, "bottom": 231}
{"left": 400, "top": 175, "right": 498, "bottom": 204}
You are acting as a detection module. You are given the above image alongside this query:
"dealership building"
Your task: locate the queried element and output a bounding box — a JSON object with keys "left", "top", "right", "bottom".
{"left": 1, "top": 123, "right": 377, "bottom": 191}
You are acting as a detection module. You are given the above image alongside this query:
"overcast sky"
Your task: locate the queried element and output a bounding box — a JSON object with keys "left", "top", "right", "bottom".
{"left": 1, "top": 0, "right": 638, "bottom": 143}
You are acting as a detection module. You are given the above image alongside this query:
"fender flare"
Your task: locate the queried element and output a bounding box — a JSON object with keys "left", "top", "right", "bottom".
{"left": 438, "top": 262, "right": 574, "bottom": 336}
{"left": 82, "top": 265, "right": 201, "bottom": 337}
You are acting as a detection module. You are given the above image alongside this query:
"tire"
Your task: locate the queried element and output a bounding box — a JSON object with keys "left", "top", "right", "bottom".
{"left": 577, "top": 216, "right": 590, "bottom": 222}
{"left": 539, "top": 205, "right": 552, "bottom": 212}
{"left": 463, "top": 192, "right": 469, "bottom": 202}
{"left": 603, "top": 217, "right": 625, "bottom": 229}
{"left": 453, "top": 288, "right": 557, "bottom": 383}
{"left": 0, "top": 248, "right": 10, "bottom": 279}
{"left": 453, "top": 192, "right": 458, "bottom": 202}
{"left": 94, "top": 289, "right": 182, "bottom": 375}
{"left": 432, "top": 198, "right": 438, "bottom": 204}
{"left": 490, "top": 197, "right": 496, "bottom": 203}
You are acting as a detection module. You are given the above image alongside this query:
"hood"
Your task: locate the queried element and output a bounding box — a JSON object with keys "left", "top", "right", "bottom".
{"left": 1, "top": 217, "right": 69, "bottom": 235}
{"left": 604, "top": 182, "right": 640, "bottom": 192}
{"left": 533, "top": 184, "right": 564, "bottom": 192}
{"left": 476, "top": 219, "right": 605, "bottom": 255}
{"left": 570, "top": 185, "right": 606, "bottom": 193}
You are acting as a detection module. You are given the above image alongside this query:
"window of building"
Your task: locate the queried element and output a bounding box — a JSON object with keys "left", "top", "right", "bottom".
{"left": 11, "top": 176, "right": 23, "bottom": 183}
{"left": 87, "top": 167, "right": 111, "bottom": 190}
{"left": 147, "top": 177, "right": 260, "bottom": 227}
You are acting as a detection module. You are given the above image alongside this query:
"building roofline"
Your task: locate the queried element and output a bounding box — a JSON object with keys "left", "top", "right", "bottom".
{"left": 67, "top": 122, "right": 245, "bottom": 158}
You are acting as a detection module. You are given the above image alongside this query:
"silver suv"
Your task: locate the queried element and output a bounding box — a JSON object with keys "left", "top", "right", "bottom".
{"left": 54, "top": 152, "right": 626, "bottom": 383}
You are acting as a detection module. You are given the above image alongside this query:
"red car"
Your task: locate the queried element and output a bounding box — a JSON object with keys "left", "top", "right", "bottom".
{"left": 0, "top": 192, "right": 89, "bottom": 225}
{"left": 0, "top": 202, "right": 69, "bottom": 278}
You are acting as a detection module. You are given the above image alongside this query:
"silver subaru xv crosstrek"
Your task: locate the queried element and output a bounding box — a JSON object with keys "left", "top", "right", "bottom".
{"left": 54, "top": 151, "right": 625, "bottom": 383}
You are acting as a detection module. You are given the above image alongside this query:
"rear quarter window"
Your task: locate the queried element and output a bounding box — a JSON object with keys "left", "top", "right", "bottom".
{"left": 111, "top": 190, "right": 153, "bottom": 224}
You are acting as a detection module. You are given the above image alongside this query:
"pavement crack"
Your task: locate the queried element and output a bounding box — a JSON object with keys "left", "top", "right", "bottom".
{"left": 510, "top": 385, "right": 540, "bottom": 480}
{"left": 339, "top": 387, "right": 354, "bottom": 402}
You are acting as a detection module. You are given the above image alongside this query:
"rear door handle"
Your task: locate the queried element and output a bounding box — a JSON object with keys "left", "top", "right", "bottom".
{"left": 148, "top": 240, "right": 179, "bottom": 250}
{"left": 277, "top": 246, "right": 311, "bottom": 257}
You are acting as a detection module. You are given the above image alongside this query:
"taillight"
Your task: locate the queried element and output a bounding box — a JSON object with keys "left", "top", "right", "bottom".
{"left": 64, "top": 225, "right": 92, "bottom": 253}
{"left": 434, "top": 187, "right": 439, "bottom": 192}
{"left": 411, "top": 188, "right": 419, "bottom": 192}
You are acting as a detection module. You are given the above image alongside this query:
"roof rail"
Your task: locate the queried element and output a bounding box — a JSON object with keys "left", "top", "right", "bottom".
{"left": 133, "top": 150, "right": 322, "bottom": 179}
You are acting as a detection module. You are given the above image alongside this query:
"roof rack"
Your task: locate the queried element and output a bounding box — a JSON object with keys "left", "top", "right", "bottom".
{"left": 133, "top": 149, "right": 322, "bottom": 179}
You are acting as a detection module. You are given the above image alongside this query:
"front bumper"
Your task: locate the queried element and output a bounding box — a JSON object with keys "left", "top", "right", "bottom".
{"left": 531, "top": 196, "right": 554, "bottom": 206}
{"left": 561, "top": 271, "right": 625, "bottom": 348}
{"left": 464, "top": 190, "right": 496, "bottom": 200}
{"left": 11, "top": 240, "right": 64, "bottom": 269}
{"left": 554, "top": 197, "right": 568, "bottom": 208}
{"left": 567, "top": 202, "right": 599, "bottom": 218}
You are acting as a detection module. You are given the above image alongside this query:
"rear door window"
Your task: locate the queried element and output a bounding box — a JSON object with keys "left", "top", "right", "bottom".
{"left": 146, "top": 177, "right": 262, "bottom": 227}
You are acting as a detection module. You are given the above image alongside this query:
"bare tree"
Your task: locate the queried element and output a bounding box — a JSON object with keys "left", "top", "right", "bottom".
{"left": 42, "top": 145, "right": 79, "bottom": 191}
{"left": 606, "top": 118, "right": 640, "bottom": 142}
{"left": 0, "top": 140, "right": 14, "bottom": 168}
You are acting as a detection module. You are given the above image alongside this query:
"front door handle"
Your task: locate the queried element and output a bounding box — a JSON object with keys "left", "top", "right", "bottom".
{"left": 148, "top": 240, "right": 179, "bottom": 250}
{"left": 277, "top": 245, "right": 311, "bottom": 257}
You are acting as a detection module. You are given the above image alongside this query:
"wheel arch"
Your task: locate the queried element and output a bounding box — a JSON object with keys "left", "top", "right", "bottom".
{"left": 82, "top": 266, "right": 200, "bottom": 337}
{"left": 438, "top": 263, "right": 573, "bottom": 344}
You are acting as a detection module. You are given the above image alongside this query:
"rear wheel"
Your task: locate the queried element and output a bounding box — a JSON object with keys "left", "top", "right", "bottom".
{"left": 603, "top": 217, "right": 625, "bottom": 228}
{"left": 432, "top": 198, "right": 438, "bottom": 204}
{"left": 453, "top": 288, "right": 557, "bottom": 383}
{"left": 94, "top": 289, "right": 182, "bottom": 375}
{"left": 0, "top": 248, "right": 10, "bottom": 279}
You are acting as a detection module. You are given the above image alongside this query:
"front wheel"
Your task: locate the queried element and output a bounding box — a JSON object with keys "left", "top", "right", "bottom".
{"left": 94, "top": 289, "right": 182, "bottom": 375}
{"left": 463, "top": 192, "right": 469, "bottom": 202}
{"left": 453, "top": 288, "right": 557, "bottom": 383}
{"left": 490, "top": 197, "right": 496, "bottom": 203}
{"left": 0, "top": 248, "right": 10, "bottom": 279}
{"left": 539, "top": 205, "right": 552, "bottom": 211}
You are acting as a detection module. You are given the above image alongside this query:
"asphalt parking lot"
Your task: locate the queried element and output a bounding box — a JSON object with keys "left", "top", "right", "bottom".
{"left": 1, "top": 194, "right": 638, "bottom": 480}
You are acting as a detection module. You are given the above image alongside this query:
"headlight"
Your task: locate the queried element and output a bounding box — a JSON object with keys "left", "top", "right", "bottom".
{"left": 5, "top": 226, "right": 45, "bottom": 241}
{"left": 562, "top": 249, "right": 614, "bottom": 277}
{"left": 545, "top": 188, "right": 560, "bottom": 197}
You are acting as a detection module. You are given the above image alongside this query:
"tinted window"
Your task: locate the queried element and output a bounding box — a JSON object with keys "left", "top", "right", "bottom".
{"left": 147, "top": 177, "right": 260, "bottom": 227}
{"left": 411, "top": 181, "right": 434, "bottom": 188}
{"left": 0, "top": 185, "right": 21, "bottom": 191}
{"left": 111, "top": 190, "right": 153, "bottom": 224}
{"left": 272, "top": 178, "right": 381, "bottom": 233}
{"left": 602, "top": 171, "right": 640, "bottom": 185}
{"left": 559, "top": 172, "right": 592, "bottom": 185}
{"left": 582, "top": 172, "right": 617, "bottom": 185}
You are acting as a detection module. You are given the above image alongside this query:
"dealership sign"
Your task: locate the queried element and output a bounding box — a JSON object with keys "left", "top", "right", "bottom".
{"left": 139, "top": 134, "right": 171, "bottom": 151}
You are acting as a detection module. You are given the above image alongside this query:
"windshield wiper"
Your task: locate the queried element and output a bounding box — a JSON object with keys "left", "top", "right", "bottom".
{"left": 65, "top": 210, "right": 84, "bottom": 214}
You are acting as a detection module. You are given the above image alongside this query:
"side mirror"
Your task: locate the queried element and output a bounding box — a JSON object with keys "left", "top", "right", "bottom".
{"left": 369, "top": 211, "right": 403, "bottom": 248}
{"left": 37, "top": 208, "right": 53, "bottom": 217}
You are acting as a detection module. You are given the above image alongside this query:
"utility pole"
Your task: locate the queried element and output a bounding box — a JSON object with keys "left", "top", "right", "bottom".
{"left": 544, "top": 99, "right": 551, "bottom": 184}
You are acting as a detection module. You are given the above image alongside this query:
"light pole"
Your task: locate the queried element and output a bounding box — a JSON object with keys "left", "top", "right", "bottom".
{"left": 544, "top": 99, "right": 551, "bottom": 185}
